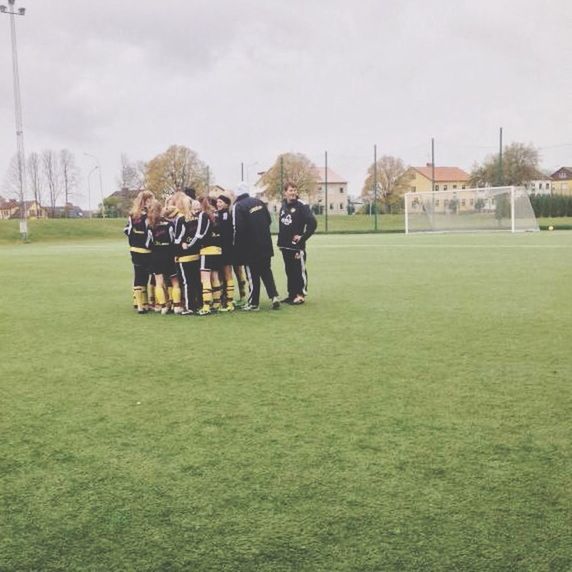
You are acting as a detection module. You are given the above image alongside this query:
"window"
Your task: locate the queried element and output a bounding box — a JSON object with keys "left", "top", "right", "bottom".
{"left": 435, "top": 184, "right": 440, "bottom": 191}
{"left": 339, "top": 203, "right": 343, "bottom": 209}
{"left": 539, "top": 183, "right": 543, "bottom": 190}
{"left": 461, "top": 199, "right": 466, "bottom": 206}
{"left": 330, "top": 203, "right": 334, "bottom": 210}
{"left": 462, "top": 185, "right": 466, "bottom": 189}
{"left": 318, "top": 186, "right": 322, "bottom": 191}
{"left": 443, "top": 185, "right": 448, "bottom": 191}
{"left": 453, "top": 185, "right": 457, "bottom": 189}
{"left": 339, "top": 188, "right": 344, "bottom": 194}
{"left": 273, "top": 205, "right": 277, "bottom": 212}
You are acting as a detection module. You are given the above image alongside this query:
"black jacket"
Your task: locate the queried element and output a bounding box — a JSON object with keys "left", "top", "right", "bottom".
{"left": 232, "top": 194, "right": 274, "bottom": 264}
{"left": 277, "top": 199, "right": 317, "bottom": 250}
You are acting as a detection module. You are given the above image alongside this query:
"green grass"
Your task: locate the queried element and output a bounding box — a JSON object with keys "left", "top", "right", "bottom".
{"left": 1, "top": 233, "right": 571, "bottom": 571}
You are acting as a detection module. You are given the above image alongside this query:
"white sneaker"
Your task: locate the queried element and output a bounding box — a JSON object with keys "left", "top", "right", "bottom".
{"left": 161, "top": 307, "right": 169, "bottom": 315}
{"left": 174, "top": 307, "right": 183, "bottom": 315}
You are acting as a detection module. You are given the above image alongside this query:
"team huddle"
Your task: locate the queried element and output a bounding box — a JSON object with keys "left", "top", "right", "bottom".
{"left": 124, "top": 182, "right": 318, "bottom": 315}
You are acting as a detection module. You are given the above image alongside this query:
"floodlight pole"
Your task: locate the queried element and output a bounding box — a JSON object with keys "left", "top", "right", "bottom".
{"left": 324, "top": 150, "right": 328, "bottom": 232}
{"left": 498, "top": 127, "right": 503, "bottom": 186}
{"left": 84, "top": 153, "right": 105, "bottom": 218}
{"left": 87, "top": 165, "right": 98, "bottom": 217}
{"left": 1, "top": 0, "right": 28, "bottom": 239}
{"left": 373, "top": 144, "right": 378, "bottom": 231}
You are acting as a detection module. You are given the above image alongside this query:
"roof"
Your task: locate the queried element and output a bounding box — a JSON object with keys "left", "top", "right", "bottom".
{"left": 315, "top": 167, "right": 347, "bottom": 184}
{"left": 550, "top": 167, "right": 572, "bottom": 179}
{"left": 412, "top": 166, "right": 470, "bottom": 182}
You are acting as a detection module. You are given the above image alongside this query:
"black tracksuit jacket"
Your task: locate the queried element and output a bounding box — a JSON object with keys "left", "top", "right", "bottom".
{"left": 232, "top": 194, "right": 274, "bottom": 264}
{"left": 277, "top": 199, "right": 317, "bottom": 251}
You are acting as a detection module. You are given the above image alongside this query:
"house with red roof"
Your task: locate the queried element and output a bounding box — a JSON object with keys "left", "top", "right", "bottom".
{"left": 406, "top": 164, "right": 471, "bottom": 194}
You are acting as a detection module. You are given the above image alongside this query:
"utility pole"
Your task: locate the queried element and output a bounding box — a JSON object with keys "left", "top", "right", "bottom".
{"left": 499, "top": 127, "right": 504, "bottom": 186}
{"left": 84, "top": 153, "right": 105, "bottom": 218}
{"left": 1, "top": 0, "right": 28, "bottom": 239}
{"left": 373, "top": 144, "right": 378, "bottom": 231}
{"left": 431, "top": 137, "right": 435, "bottom": 192}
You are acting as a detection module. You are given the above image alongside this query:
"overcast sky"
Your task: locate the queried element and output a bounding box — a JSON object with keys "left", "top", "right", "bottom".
{"left": 0, "top": 0, "right": 571, "bottom": 208}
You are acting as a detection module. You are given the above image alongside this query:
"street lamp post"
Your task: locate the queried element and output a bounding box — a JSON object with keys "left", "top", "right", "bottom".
{"left": 1, "top": 0, "right": 28, "bottom": 239}
{"left": 84, "top": 153, "right": 105, "bottom": 218}
{"left": 87, "top": 165, "right": 98, "bottom": 218}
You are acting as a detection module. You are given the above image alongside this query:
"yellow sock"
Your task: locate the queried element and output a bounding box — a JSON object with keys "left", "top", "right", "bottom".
{"left": 147, "top": 284, "right": 155, "bottom": 305}
{"left": 168, "top": 286, "right": 173, "bottom": 304}
{"left": 202, "top": 286, "right": 213, "bottom": 306}
{"left": 134, "top": 287, "right": 145, "bottom": 310}
{"left": 226, "top": 282, "right": 234, "bottom": 304}
{"left": 172, "top": 286, "right": 182, "bottom": 305}
{"left": 155, "top": 286, "right": 167, "bottom": 306}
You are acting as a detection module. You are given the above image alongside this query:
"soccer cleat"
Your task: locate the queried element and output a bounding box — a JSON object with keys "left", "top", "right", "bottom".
{"left": 181, "top": 309, "right": 194, "bottom": 316}
{"left": 153, "top": 305, "right": 162, "bottom": 313}
{"left": 291, "top": 296, "right": 305, "bottom": 305}
{"left": 197, "top": 305, "right": 212, "bottom": 316}
{"left": 219, "top": 302, "right": 235, "bottom": 313}
{"left": 281, "top": 296, "right": 294, "bottom": 304}
{"left": 234, "top": 298, "right": 246, "bottom": 308}
{"left": 174, "top": 307, "right": 183, "bottom": 315}
{"left": 161, "top": 307, "right": 169, "bottom": 315}
{"left": 242, "top": 304, "right": 259, "bottom": 312}
{"left": 272, "top": 297, "right": 281, "bottom": 310}
{"left": 137, "top": 308, "right": 148, "bottom": 315}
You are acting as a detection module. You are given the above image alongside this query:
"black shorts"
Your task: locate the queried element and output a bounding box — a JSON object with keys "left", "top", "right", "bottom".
{"left": 200, "top": 254, "right": 222, "bottom": 272}
{"left": 151, "top": 249, "right": 177, "bottom": 277}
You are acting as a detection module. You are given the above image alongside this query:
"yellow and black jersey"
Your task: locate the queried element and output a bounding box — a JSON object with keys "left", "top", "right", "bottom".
{"left": 147, "top": 218, "right": 175, "bottom": 250}
{"left": 124, "top": 214, "right": 151, "bottom": 253}
{"left": 173, "top": 213, "right": 201, "bottom": 261}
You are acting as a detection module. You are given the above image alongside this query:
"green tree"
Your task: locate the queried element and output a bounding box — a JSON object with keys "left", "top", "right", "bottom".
{"left": 361, "top": 155, "right": 412, "bottom": 214}
{"left": 257, "top": 153, "right": 319, "bottom": 202}
{"left": 470, "top": 142, "right": 541, "bottom": 187}
{"left": 144, "top": 145, "right": 210, "bottom": 199}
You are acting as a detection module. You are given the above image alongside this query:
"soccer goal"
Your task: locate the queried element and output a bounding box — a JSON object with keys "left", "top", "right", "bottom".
{"left": 404, "top": 186, "right": 539, "bottom": 234}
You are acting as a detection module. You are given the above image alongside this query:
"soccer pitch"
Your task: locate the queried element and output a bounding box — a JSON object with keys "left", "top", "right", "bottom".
{"left": 1, "top": 232, "right": 571, "bottom": 571}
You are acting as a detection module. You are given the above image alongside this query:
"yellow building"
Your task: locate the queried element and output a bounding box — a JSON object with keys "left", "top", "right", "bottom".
{"left": 550, "top": 167, "right": 572, "bottom": 195}
{"left": 407, "top": 164, "right": 471, "bottom": 194}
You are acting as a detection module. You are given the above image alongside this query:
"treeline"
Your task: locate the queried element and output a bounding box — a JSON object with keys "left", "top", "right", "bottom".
{"left": 529, "top": 194, "right": 572, "bottom": 217}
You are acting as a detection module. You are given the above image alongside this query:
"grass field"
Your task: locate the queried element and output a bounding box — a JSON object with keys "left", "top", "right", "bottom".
{"left": 1, "top": 232, "right": 571, "bottom": 571}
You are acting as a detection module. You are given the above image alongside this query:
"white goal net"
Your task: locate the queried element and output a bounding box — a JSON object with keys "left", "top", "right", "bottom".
{"left": 404, "top": 186, "right": 539, "bottom": 234}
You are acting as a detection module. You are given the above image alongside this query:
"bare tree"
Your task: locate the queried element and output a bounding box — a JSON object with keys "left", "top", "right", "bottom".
{"left": 42, "top": 149, "right": 61, "bottom": 217}
{"left": 2, "top": 154, "right": 21, "bottom": 199}
{"left": 27, "top": 152, "right": 43, "bottom": 208}
{"left": 60, "top": 149, "right": 80, "bottom": 216}
{"left": 117, "top": 153, "right": 145, "bottom": 190}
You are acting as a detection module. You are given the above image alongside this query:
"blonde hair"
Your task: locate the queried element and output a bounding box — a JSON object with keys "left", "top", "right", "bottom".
{"left": 146, "top": 199, "right": 163, "bottom": 229}
{"left": 172, "top": 191, "right": 193, "bottom": 220}
{"left": 130, "top": 190, "right": 154, "bottom": 218}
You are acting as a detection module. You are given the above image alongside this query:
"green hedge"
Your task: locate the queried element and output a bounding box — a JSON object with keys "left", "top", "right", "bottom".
{"left": 530, "top": 194, "right": 572, "bottom": 217}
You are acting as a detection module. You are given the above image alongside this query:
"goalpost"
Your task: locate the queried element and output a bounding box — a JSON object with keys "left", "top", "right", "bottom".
{"left": 404, "top": 186, "right": 539, "bottom": 234}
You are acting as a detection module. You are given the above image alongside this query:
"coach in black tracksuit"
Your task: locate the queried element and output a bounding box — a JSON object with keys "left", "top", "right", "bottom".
{"left": 232, "top": 183, "right": 280, "bottom": 310}
{"left": 277, "top": 182, "right": 317, "bottom": 305}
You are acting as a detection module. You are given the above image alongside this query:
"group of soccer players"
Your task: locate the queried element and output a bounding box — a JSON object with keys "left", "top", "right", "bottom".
{"left": 124, "top": 181, "right": 317, "bottom": 316}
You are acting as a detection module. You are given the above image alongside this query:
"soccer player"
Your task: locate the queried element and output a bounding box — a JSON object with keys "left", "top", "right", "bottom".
{"left": 193, "top": 198, "right": 223, "bottom": 315}
{"left": 124, "top": 190, "right": 154, "bottom": 314}
{"left": 146, "top": 200, "right": 182, "bottom": 315}
{"left": 216, "top": 193, "right": 236, "bottom": 312}
{"left": 233, "top": 182, "right": 280, "bottom": 311}
{"left": 173, "top": 192, "right": 202, "bottom": 315}
{"left": 277, "top": 181, "right": 317, "bottom": 304}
